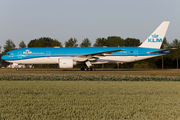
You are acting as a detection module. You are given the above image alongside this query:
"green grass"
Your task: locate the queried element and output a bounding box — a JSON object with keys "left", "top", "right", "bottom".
{"left": 1, "top": 81, "right": 180, "bottom": 119}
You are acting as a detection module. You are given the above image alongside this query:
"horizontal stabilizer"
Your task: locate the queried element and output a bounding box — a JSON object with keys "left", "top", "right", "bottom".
{"left": 147, "top": 48, "right": 176, "bottom": 54}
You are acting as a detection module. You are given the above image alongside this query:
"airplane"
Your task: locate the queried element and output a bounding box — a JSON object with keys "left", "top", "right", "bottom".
{"left": 1, "top": 21, "right": 173, "bottom": 71}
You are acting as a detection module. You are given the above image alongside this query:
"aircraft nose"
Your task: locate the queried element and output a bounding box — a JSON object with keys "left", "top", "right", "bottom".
{"left": 1, "top": 55, "right": 6, "bottom": 60}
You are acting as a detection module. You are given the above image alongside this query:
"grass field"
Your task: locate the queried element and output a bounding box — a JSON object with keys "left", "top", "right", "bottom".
{"left": 1, "top": 68, "right": 180, "bottom": 119}
{"left": 1, "top": 81, "right": 180, "bottom": 119}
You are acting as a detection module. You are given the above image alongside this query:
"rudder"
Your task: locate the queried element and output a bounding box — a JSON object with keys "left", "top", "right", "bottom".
{"left": 139, "top": 21, "right": 170, "bottom": 49}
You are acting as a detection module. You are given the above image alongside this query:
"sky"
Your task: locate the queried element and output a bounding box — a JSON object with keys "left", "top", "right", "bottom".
{"left": 1, "top": 0, "right": 180, "bottom": 48}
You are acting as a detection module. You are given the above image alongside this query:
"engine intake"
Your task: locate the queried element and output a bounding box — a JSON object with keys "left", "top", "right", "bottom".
{"left": 58, "top": 58, "right": 76, "bottom": 68}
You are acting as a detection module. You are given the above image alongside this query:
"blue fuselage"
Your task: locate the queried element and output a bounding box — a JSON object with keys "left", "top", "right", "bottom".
{"left": 1, "top": 47, "right": 169, "bottom": 65}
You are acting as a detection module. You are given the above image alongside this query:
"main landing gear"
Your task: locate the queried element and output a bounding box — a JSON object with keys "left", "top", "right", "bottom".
{"left": 80, "top": 61, "right": 96, "bottom": 71}
{"left": 81, "top": 67, "right": 95, "bottom": 71}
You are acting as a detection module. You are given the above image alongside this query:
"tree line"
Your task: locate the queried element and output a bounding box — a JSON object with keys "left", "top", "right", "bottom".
{"left": 0, "top": 36, "right": 180, "bottom": 69}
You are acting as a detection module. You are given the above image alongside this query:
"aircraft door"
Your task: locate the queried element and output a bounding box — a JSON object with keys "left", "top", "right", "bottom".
{"left": 134, "top": 50, "right": 138, "bottom": 57}
{"left": 17, "top": 51, "right": 22, "bottom": 59}
{"left": 46, "top": 51, "right": 51, "bottom": 57}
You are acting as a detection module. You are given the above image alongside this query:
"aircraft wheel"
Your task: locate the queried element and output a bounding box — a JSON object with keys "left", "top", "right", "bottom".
{"left": 91, "top": 68, "right": 95, "bottom": 71}
{"left": 88, "top": 68, "right": 91, "bottom": 71}
{"left": 84, "top": 68, "right": 88, "bottom": 71}
{"left": 81, "top": 67, "right": 95, "bottom": 71}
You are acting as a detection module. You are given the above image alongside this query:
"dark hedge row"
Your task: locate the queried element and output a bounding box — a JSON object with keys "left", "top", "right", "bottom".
{"left": 0, "top": 74, "right": 180, "bottom": 81}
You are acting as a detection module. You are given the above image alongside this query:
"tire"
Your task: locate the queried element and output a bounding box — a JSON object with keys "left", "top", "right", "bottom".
{"left": 92, "top": 68, "right": 95, "bottom": 71}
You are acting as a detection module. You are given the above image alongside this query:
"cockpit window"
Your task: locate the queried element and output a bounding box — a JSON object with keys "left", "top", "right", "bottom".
{"left": 6, "top": 53, "right": 10, "bottom": 55}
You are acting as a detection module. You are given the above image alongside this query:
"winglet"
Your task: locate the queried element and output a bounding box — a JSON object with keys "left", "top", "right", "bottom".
{"left": 139, "top": 21, "right": 170, "bottom": 49}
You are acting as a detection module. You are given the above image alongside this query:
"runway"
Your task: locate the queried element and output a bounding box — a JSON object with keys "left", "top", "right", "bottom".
{"left": 1, "top": 68, "right": 180, "bottom": 76}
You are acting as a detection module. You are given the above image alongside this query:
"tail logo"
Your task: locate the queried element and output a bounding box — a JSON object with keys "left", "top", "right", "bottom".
{"left": 148, "top": 34, "right": 162, "bottom": 42}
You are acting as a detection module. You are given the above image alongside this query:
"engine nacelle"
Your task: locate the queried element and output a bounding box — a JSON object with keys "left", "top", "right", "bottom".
{"left": 58, "top": 58, "right": 76, "bottom": 68}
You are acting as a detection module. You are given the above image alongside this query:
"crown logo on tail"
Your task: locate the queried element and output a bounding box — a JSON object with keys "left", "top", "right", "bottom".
{"left": 148, "top": 34, "right": 162, "bottom": 42}
{"left": 151, "top": 34, "right": 159, "bottom": 38}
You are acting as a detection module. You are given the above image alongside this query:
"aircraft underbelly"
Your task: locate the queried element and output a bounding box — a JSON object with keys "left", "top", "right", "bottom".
{"left": 93, "top": 55, "right": 159, "bottom": 64}
{"left": 7, "top": 57, "right": 59, "bottom": 64}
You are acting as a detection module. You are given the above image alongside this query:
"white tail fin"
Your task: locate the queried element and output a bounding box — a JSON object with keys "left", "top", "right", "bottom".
{"left": 139, "top": 21, "right": 170, "bottom": 49}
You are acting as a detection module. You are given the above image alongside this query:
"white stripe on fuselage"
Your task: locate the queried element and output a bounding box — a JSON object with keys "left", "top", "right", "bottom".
{"left": 6, "top": 55, "right": 162, "bottom": 64}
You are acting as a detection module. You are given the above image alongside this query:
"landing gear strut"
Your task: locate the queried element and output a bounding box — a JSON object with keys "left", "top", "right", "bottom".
{"left": 80, "top": 61, "right": 96, "bottom": 71}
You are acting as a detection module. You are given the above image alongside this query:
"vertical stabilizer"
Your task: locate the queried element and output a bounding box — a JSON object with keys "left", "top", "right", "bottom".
{"left": 139, "top": 21, "right": 170, "bottom": 49}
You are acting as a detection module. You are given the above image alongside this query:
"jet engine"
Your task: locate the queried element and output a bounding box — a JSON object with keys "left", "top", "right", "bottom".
{"left": 58, "top": 58, "right": 77, "bottom": 68}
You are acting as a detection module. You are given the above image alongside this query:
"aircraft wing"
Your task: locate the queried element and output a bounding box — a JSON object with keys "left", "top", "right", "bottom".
{"left": 73, "top": 49, "right": 125, "bottom": 61}
{"left": 147, "top": 48, "right": 176, "bottom": 54}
